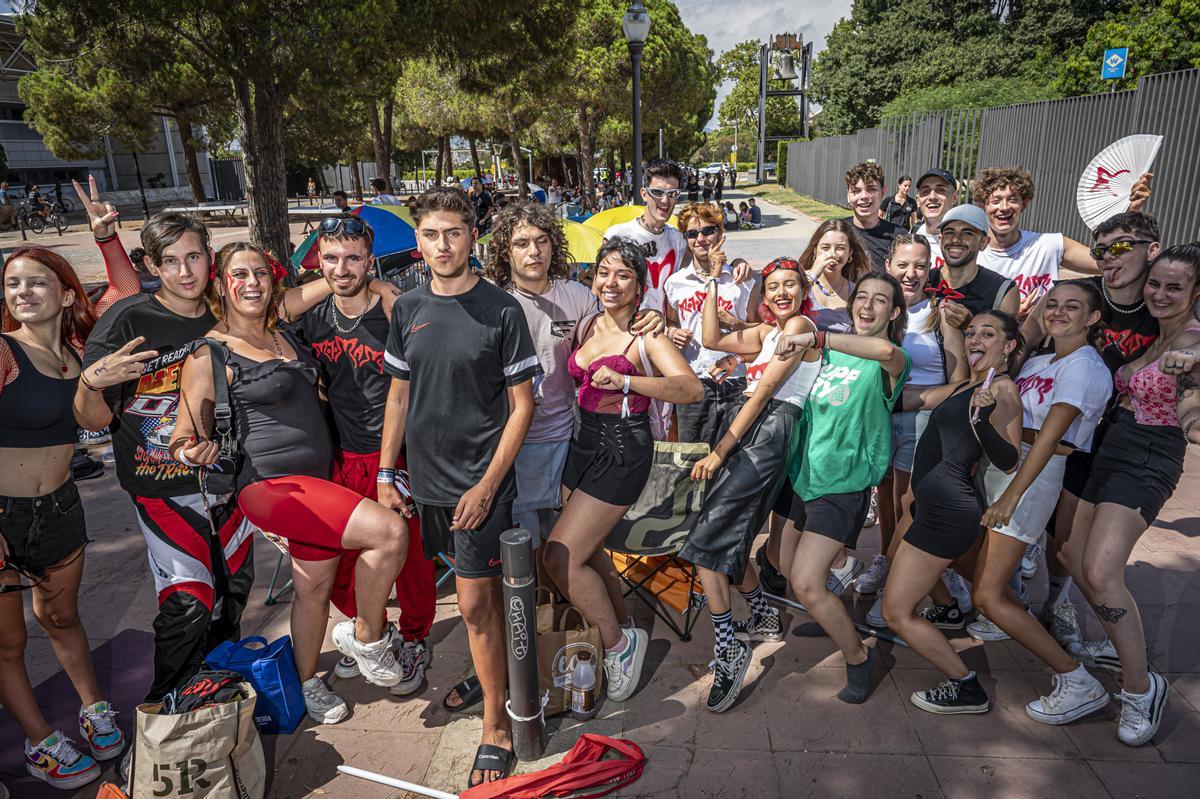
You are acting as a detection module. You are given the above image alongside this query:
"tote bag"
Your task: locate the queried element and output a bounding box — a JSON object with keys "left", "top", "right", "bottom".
{"left": 205, "top": 636, "right": 306, "bottom": 734}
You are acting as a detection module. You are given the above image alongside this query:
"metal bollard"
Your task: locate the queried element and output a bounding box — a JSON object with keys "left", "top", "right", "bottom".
{"left": 500, "top": 527, "right": 545, "bottom": 761}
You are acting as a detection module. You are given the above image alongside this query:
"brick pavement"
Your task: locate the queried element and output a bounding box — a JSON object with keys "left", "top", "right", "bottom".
{"left": 4, "top": 195, "right": 1199, "bottom": 798}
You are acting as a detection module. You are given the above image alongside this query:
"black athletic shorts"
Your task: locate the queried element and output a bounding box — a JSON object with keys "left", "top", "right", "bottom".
{"left": 0, "top": 479, "right": 89, "bottom": 577}
{"left": 1080, "top": 408, "right": 1186, "bottom": 525}
{"left": 416, "top": 499, "right": 513, "bottom": 579}
{"left": 787, "top": 489, "right": 872, "bottom": 549}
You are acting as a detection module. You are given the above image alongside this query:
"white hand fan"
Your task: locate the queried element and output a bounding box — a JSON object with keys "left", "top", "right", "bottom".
{"left": 1076, "top": 134, "right": 1163, "bottom": 230}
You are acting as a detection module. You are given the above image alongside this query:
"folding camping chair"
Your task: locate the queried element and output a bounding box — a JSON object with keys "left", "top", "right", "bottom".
{"left": 603, "top": 441, "right": 710, "bottom": 641}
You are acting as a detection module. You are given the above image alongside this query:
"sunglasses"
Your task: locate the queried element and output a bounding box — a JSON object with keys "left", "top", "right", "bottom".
{"left": 762, "top": 258, "right": 800, "bottom": 278}
{"left": 318, "top": 216, "right": 372, "bottom": 239}
{"left": 1090, "top": 240, "right": 1153, "bottom": 260}
{"left": 0, "top": 559, "right": 45, "bottom": 594}
{"left": 684, "top": 225, "right": 721, "bottom": 239}
{"left": 644, "top": 187, "right": 682, "bottom": 201}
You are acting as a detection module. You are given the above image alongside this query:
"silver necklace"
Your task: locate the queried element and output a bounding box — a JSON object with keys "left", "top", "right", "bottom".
{"left": 330, "top": 295, "right": 368, "bottom": 335}
{"left": 1101, "top": 280, "right": 1145, "bottom": 314}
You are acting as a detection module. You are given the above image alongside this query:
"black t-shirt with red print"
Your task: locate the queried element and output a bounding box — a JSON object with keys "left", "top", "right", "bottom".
{"left": 1084, "top": 276, "right": 1159, "bottom": 373}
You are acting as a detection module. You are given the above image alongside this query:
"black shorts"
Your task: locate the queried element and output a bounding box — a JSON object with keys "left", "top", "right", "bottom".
{"left": 1080, "top": 408, "right": 1186, "bottom": 525}
{"left": 562, "top": 410, "right": 653, "bottom": 507}
{"left": 675, "top": 377, "right": 746, "bottom": 448}
{"left": 789, "top": 489, "right": 872, "bottom": 549}
{"left": 416, "top": 499, "right": 513, "bottom": 579}
{"left": 1062, "top": 413, "right": 1111, "bottom": 497}
{"left": 0, "top": 479, "right": 89, "bottom": 577}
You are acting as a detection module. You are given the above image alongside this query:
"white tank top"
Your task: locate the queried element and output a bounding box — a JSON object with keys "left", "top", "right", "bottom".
{"left": 743, "top": 327, "right": 821, "bottom": 409}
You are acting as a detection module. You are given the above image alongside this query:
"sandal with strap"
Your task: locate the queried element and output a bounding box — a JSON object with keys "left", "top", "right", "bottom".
{"left": 441, "top": 675, "right": 483, "bottom": 714}
{"left": 466, "top": 743, "right": 514, "bottom": 788}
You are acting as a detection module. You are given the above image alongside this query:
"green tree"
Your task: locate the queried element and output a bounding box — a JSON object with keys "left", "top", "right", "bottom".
{"left": 716, "top": 40, "right": 802, "bottom": 139}
{"left": 880, "top": 76, "right": 1059, "bottom": 116}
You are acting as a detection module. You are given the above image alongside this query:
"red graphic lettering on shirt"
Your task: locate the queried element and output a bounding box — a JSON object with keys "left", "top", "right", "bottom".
{"left": 1014, "top": 273, "right": 1054, "bottom": 297}
{"left": 1102, "top": 327, "right": 1156, "bottom": 358}
{"left": 1016, "top": 374, "right": 1054, "bottom": 404}
{"left": 1088, "top": 165, "right": 1131, "bottom": 197}
{"left": 745, "top": 361, "right": 767, "bottom": 383}
{"left": 311, "top": 335, "right": 384, "bottom": 370}
{"left": 676, "top": 290, "right": 734, "bottom": 316}
{"left": 647, "top": 249, "right": 677, "bottom": 289}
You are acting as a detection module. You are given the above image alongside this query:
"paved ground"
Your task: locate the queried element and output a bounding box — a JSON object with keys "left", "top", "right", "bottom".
{"left": 4, "top": 192, "right": 1199, "bottom": 798}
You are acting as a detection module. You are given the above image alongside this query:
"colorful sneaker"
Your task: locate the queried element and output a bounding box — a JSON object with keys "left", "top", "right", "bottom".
{"left": 332, "top": 620, "right": 402, "bottom": 687}
{"left": 919, "top": 601, "right": 965, "bottom": 630}
{"left": 733, "top": 607, "right": 784, "bottom": 642}
{"left": 1117, "top": 672, "right": 1169, "bottom": 746}
{"left": 603, "top": 627, "right": 648, "bottom": 702}
{"left": 756, "top": 546, "right": 788, "bottom": 597}
{"left": 25, "top": 732, "right": 100, "bottom": 790}
{"left": 1040, "top": 599, "right": 1083, "bottom": 653}
{"left": 967, "top": 613, "right": 1010, "bottom": 641}
{"left": 390, "top": 639, "right": 431, "bottom": 696}
{"left": 855, "top": 554, "right": 890, "bottom": 595}
{"left": 1021, "top": 542, "right": 1042, "bottom": 579}
{"left": 706, "top": 637, "right": 751, "bottom": 713}
{"left": 302, "top": 676, "right": 349, "bottom": 724}
{"left": 1025, "top": 668, "right": 1109, "bottom": 725}
{"left": 1078, "top": 638, "right": 1122, "bottom": 675}
{"left": 827, "top": 555, "right": 864, "bottom": 597}
{"left": 942, "top": 569, "right": 973, "bottom": 614}
{"left": 78, "top": 700, "right": 125, "bottom": 761}
{"left": 911, "top": 675, "right": 990, "bottom": 715}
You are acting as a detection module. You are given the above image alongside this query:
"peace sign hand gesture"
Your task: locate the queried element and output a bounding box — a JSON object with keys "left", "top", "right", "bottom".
{"left": 84, "top": 336, "right": 159, "bottom": 390}
{"left": 73, "top": 175, "right": 120, "bottom": 239}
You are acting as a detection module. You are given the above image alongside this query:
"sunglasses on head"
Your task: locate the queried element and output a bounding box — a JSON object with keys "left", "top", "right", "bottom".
{"left": 644, "top": 187, "right": 682, "bottom": 201}
{"left": 684, "top": 225, "right": 721, "bottom": 239}
{"left": 761, "top": 258, "right": 800, "bottom": 279}
{"left": 318, "top": 216, "right": 372, "bottom": 239}
{"left": 1090, "top": 239, "right": 1153, "bottom": 260}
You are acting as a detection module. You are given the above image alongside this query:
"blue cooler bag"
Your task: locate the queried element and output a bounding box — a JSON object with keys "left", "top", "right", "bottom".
{"left": 206, "top": 635, "right": 306, "bottom": 734}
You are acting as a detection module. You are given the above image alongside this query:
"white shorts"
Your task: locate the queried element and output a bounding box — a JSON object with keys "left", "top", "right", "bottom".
{"left": 982, "top": 442, "right": 1066, "bottom": 545}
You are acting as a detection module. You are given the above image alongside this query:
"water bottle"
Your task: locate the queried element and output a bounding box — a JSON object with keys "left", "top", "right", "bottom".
{"left": 569, "top": 650, "right": 597, "bottom": 720}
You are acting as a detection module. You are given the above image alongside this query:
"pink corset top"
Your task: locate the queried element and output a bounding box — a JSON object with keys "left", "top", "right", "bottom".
{"left": 1116, "top": 359, "right": 1179, "bottom": 427}
{"left": 568, "top": 348, "right": 651, "bottom": 416}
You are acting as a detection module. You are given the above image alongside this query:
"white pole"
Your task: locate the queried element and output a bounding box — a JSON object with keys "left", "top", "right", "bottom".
{"left": 336, "top": 765, "right": 459, "bottom": 799}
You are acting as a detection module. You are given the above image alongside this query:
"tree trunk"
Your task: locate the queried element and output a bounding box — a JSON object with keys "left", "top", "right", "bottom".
{"left": 174, "top": 110, "right": 207, "bottom": 203}
{"left": 444, "top": 136, "right": 453, "bottom": 179}
{"left": 508, "top": 125, "right": 527, "bottom": 200}
{"left": 349, "top": 153, "right": 363, "bottom": 201}
{"left": 233, "top": 76, "right": 290, "bottom": 262}
{"left": 382, "top": 95, "right": 395, "bottom": 186}
{"left": 370, "top": 104, "right": 389, "bottom": 193}
{"left": 434, "top": 135, "right": 445, "bottom": 185}
{"left": 577, "top": 107, "right": 597, "bottom": 211}
{"left": 468, "top": 138, "right": 483, "bottom": 181}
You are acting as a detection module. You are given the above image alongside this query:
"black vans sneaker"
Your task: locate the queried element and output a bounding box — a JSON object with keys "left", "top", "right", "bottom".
{"left": 911, "top": 675, "right": 990, "bottom": 715}
{"left": 918, "top": 601, "right": 965, "bottom": 630}
{"left": 756, "top": 546, "right": 788, "bottom": 597}
{"left": 733, "top": 607, "right": 784, "bottom": 642}
{"left": 706, "top": 638, "right": 751, "bottom": 713}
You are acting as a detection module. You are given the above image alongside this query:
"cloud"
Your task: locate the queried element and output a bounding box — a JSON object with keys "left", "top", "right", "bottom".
{"left": 674, "top": 0, "right": 854, "bottom": 128}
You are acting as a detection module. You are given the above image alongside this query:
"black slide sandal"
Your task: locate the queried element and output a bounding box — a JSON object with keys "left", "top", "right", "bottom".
{"left": 466, "top": 744, "right": 514, "bottom": 788}
{"left": 441, "top": 675, "right": 483, "bottom": 714}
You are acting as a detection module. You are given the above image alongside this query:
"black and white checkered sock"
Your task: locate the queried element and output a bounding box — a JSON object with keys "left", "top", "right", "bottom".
{"left": 711, "top": 609, "right": 734, "bottom": 656}
{"left": 740, "top": 586, "right": 771, "bottom": 618}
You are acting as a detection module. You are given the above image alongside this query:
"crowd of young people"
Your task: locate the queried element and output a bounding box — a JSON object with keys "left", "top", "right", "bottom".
{"left": 0, "top": 157, "right": 1196, "bottom": 793}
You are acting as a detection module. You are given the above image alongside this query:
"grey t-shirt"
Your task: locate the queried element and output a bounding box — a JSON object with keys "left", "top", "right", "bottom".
{"left": 507, "top": 279, "right": 599, "bottom": 443}
{"left": 383, "top": 279, "right": 541, "bottom": 506}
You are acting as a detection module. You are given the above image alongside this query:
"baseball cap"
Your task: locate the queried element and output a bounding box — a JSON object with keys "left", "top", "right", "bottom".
{"left": 940, "top": 204, "right": 989, "bottom": 233}
{"left": 916, "top": 168, "right": 955, "bottom": 190}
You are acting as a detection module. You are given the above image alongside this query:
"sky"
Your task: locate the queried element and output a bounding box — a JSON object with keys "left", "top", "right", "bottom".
{"left": 674, "top": 0, "right": 854, "bottom": 129}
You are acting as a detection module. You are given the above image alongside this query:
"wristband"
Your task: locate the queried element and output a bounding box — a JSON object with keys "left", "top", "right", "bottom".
{"left": 94, "top": 232, "right": 118, "bottom": 244}
{"left": 815, "top": 331, "right": 828, "bottom": 351}
{"left": 376, "top": 468, "right": 397, "bottom": 484}
{"left": 732, "top": 353, "right": 743, "bottom": 364}
{"left": 79, "top": 371, "right": 101, "bottom": 392}
{"left": 622, "top": 375, "right": 631, "bottom": 395}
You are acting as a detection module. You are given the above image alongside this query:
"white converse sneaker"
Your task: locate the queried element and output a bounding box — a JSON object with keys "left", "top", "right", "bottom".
{"left": 1021, "top": 542, "right": 1042, "bottom": 579}
{"left": 942, "top": 569, "right": 973, "bottom": 614}
{"left": 966, "top": 613, "right": 1010, "bottom": 641}
{"left": 1025, "top": 668, "right": 1109, "bottom": 725}
{"left": 603, "top": 627, "right": 648, "bottom": 702}
{"left": 827, "top": 555, "right": 864, "bottom": 597}
{"left": 1117, "top": 672, "right": 1169, "bottom": 746}
{"left": 332, "top": 619, "right": 402, "bottom": 687}
{"left": 302, "top": 676, "right": 349, "bottom": 724}
{"left": 855, "top": 554, "right": 890, "bottom": 595}
{"left": 389, "top": 639, "right": 430, "bottom": 696}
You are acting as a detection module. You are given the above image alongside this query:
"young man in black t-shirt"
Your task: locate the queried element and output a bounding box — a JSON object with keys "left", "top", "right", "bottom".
{"left": 378, "top": 187, "right": 539, "bottom": 788}
{"left": 925, "top": 204, "right": 1019, "bottom": 318}
{"left": 841, "top": 162, "right": 905, "bottom": 269}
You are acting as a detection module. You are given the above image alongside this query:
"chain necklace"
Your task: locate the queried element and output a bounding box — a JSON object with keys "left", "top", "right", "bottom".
{"left": 329, "top": 295, "right": 368, "bottom": 336}
{"left": 636, "top": 215, "right": 664, "bottom": 235}
{"left": 1100, "top": 279, "right": 1145, "bottom": 315}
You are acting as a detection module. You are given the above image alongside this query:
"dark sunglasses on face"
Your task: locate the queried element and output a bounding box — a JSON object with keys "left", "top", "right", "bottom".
{"left": 644, "top": 187, "right": 682, "bottom": 201}
{"left": 684, "top": 225, "right": 721, "bottom": 239}
{"left": 1090, "top": 240, "right": 1154, "bottom": 260}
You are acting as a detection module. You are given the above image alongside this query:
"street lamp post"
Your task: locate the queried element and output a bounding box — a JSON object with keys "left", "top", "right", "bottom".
{"left": 622, "top": 2, "right": 651, "bottom": 196}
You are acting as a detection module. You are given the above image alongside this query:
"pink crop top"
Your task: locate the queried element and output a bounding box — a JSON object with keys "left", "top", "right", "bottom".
{"left": 1116, "top": 359, "right": 1180, "bottom": 427}
{"left": 568, "top": 323, "right": 652, "bottom": 416}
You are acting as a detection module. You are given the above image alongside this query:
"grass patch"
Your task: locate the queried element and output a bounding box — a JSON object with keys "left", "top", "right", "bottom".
{"left": 741, "top": 184, "right": 847, "bottom": 221}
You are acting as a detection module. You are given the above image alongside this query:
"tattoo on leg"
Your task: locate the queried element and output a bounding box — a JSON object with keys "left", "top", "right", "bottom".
{"left": 1092, "top": 602, "right": 1128, "bottom": 623}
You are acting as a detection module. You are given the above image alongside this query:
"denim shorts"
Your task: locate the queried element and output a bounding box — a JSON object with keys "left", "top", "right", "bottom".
{"left": 0, "top": 479, "right": 88, "bottom": 577}
{"left": 891, "top": 409, "right": 931, "bottom": 473}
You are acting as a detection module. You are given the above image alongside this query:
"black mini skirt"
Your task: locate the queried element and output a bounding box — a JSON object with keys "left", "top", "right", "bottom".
{"left": 562, "top": 409, "right": 653, "bottom": 507}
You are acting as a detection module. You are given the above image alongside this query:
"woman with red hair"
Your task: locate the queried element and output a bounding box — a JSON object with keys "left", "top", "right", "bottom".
{"left": 0, "top": 247, "right": 126, "bottom": 790}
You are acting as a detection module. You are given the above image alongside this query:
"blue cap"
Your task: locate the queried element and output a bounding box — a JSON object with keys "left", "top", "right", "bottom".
{"left": 916, "top": 168, "right": 955, "bottom": 190}
{"left": 940, "top": 204, "right": 989, "bottom": 234}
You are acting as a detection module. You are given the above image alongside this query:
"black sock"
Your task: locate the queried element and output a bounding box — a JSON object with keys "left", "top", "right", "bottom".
{"left": 740, "top": 586, "right": 771, "bottom": 618}
{"left": 712, "top": 610, "right": 734, "bottom": 657}
{"left": 837, "top": 647, "right": 877, "bottom": 704}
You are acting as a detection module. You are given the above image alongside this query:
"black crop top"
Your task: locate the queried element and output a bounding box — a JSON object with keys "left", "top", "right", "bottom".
{"left": 0, "top": 333, "right": 80, "bottom": 448}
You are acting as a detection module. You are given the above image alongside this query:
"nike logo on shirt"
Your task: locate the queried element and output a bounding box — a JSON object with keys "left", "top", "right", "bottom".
{"left": 410, "top": 322, "right": 432, "bottom": 333}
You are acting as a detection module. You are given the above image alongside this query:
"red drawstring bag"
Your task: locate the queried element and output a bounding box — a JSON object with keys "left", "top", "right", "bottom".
{"left": 460, "top": 734, "right": 647, "bottom": 799}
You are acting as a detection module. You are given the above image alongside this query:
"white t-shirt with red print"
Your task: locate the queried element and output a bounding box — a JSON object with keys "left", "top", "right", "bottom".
{"left": 978, "top": 230, "right": 1064, "bottom": 301}
{"left": 603, "top": 218, "right": 689, "bottom": 314}
{"left": 916, "top": 223, "right": 943, "bottom": 272}
{"left": 1014, "top": 346, "right": 1112, "bottom": 451}
{"left": 663, "top": 263, "right": 754, "bottom": 378}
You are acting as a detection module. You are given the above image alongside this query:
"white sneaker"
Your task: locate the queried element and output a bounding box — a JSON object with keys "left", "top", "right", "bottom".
{"left": 967, "top": 613, "right": 1010, "bottom": 641}
{"left": 855, "top": 554, "right": 890, "bottom": 595}
{"left": 827, "top": 555, "right": 864, "bottom": 597}
{"left": 331, "top": 619, "right": 402, "bottom": 687}
{"left": 389, "top": 639, "right": 430, "bottom": 696}
{"left": 865, "top": 592, "right": 886, "bottom": 628}
{"left": 334, "top": 623, "right": 401, "bottom": 680}
{"left": 302, "top": 676, "right": 349, "bottom": 724}
{"left": 1040, "top": 599, "right": 1083, "bottom": 652}
{"left": 1117, "top": 672, "right": 1169, "bottom": 746}
{"left": 603, "top": 627, "right": 648, "bottom": 702}
{"left": 1021, "top": 543, "right": 1042, "bottom": 579}
{"left": 1078, "top": 638, "right": 1122, "bottom": 675}
{"left": 1025, "top": 668, "right": 1109, "bottom": 725}
{"left": 942, "top": 569, "right": 973, "bottom": 614}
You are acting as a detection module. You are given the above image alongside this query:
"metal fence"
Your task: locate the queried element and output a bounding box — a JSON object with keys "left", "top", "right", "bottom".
{"left": 785, "top": 68, "right": 1200, "bottom": 243}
